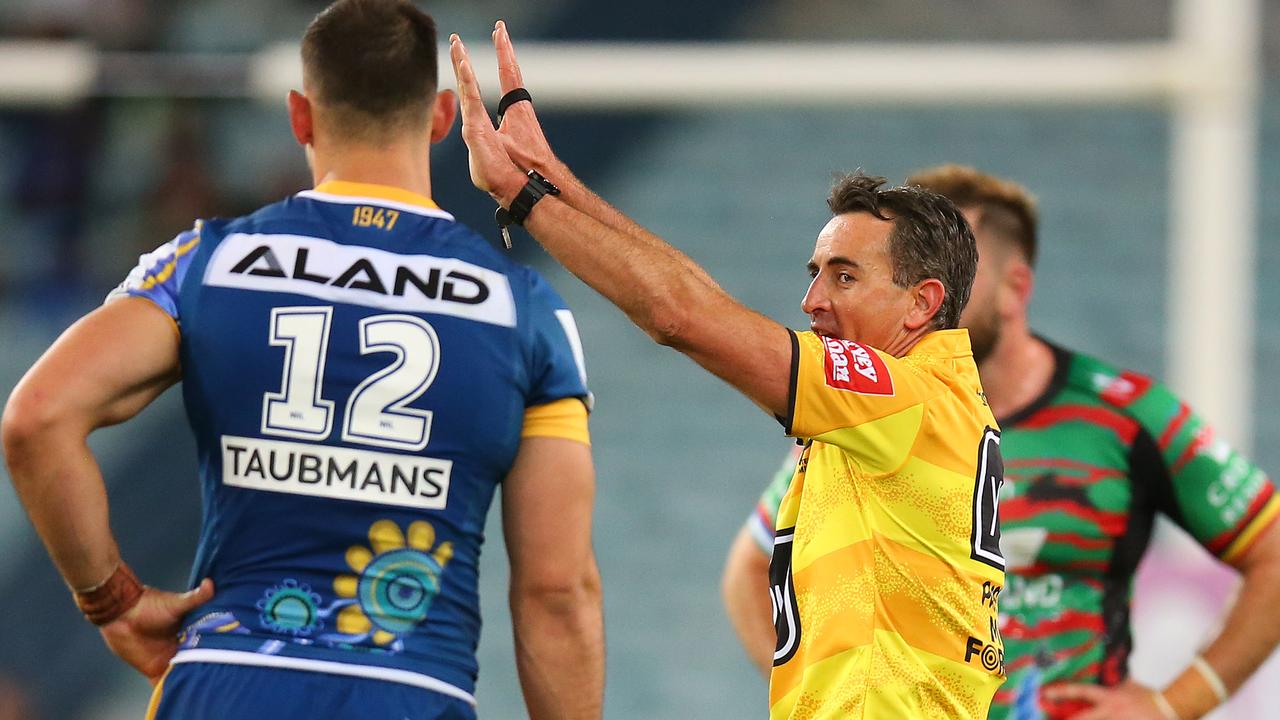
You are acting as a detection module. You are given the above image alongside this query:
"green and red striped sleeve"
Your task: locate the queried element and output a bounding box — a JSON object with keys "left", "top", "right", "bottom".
{"left": 746, "top": 447, "right": 802, "bottom": 553}
{"left": 1121, "top": 373, "right": 1279, "bottom": 563}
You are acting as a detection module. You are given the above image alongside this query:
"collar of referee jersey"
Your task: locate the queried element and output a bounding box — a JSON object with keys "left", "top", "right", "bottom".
{"left": 298, "top": 180, "right": 455, "bottom": 221}
{"left": 909, "top": 328, "right": 973, "bottom": 359}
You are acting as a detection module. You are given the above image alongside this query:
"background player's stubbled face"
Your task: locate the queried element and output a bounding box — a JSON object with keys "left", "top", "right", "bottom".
{"left": 802, "top": 212, "right": 917, "bottom": 349}
{"left": 959, "top": 216, "right": 1004, "bottom": 364}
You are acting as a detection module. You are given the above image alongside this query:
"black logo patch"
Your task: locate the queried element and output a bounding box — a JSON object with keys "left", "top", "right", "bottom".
{"left": 770, "top": 527, "right": 802, "bottom": 666}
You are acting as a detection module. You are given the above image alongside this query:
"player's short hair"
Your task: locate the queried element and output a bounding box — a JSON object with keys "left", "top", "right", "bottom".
{"left": 906, "top": 164, "right": 1039, "bottom": 267}
{"left": 827, "top": 172, "right": 977, "bottom": 331}
{"left": 301, "top": 0, "right": 438, "bottom": 142}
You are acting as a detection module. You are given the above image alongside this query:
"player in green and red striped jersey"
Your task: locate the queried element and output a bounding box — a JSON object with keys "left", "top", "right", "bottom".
{"left": 721, "top": 165, "right": 1280, "bottom": 720}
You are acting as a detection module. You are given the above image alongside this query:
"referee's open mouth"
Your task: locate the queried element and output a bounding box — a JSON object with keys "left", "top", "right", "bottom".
{"left": 809, "top": 319, "right": 838, "bottom": 338}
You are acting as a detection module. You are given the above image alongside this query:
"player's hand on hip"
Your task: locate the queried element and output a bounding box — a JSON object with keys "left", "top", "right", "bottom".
{"left": 1044, "top": 681, "right": 1174, "bottom": 720}
{"left": 491, "top": 21, "right": 556, "bottom": 172}
{"left": 449, "top": 33, "right": 527, "bottom": 206}
{"left": 98, "top": 578, "right": 214, "bottom": 685}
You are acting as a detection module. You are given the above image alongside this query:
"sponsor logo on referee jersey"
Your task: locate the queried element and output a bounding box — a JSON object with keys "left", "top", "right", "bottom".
{"left": 965, "top": 580, "right": 1005, "bottom": 674}
{"left": 820, "top": 336, "right": 894, "bottom": 395}
{"left": 220, "top": 435, "right": 451, "bottom": 510}
{"left": 205, "top": 233, "right": 516, "bottom": 327}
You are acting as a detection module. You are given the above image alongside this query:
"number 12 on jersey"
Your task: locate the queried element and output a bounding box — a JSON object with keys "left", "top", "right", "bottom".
{"left": 970, "top": 427, "right": 1005, "bottom": 570}
{"left": 262, "top": 306, "right": 441, "bottom": 451}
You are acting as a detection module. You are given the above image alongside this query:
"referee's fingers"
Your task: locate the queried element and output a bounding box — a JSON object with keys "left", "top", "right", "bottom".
{"left": 1044, "top": 683, "right": 1105, "bottom": 704}
{"left": 494, "top": 20, "right": 524, "bottom": 94}
{"left": 1068, "top": 707, "right": 1110, "bottom": 720}
{"left": 449, "top": 35, "right": 490, "bottom": 130}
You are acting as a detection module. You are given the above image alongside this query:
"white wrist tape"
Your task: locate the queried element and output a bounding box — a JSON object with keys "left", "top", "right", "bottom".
{"left": 1191, "top": 655, "right": 1229, "bottom": 704}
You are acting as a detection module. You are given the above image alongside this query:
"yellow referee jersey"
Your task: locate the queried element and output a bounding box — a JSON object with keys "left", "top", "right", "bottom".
{"left": 770, "top": 329, "right": 1006, "bottom": 720}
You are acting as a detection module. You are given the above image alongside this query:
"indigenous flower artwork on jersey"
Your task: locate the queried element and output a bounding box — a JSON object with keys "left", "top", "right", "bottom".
{"left": 333, "top": 518, "right": 453, "bottom": 648}
{"left": 179, "top": 518, "right": 453, "bottom": 655}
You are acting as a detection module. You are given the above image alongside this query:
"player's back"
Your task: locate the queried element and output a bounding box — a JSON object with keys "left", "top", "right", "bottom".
{"left": 115, "top": 181, "right": 589, "bottom": 708}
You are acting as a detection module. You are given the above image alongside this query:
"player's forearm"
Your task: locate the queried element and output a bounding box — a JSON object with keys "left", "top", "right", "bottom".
{"left": 527, "top": 156, "right": 682, "bottom": 252}
{"left": 2, "top": 412, "right": 120, "bottom": 590}
{"left": 510, "top": 574, "right": 605, "bottom": 720}
{"left": 524, "top": 194, "right": 730, "bottom": 349}
{"left": 721, "top": 534, "right": 776, "bottom": 677}
{"left": 1161, "top": 558, "right": 1280, "bottom": 718}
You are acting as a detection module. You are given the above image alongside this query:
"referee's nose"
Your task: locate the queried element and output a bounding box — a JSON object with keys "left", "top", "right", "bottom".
{"left": 801, "top": 273, "right": 829, "bottom": 316}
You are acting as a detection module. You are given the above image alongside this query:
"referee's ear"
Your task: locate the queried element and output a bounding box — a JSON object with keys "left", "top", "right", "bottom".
{"left": 904, "top": 277, "right": 946, "bottom": 331}
{"left": 430, "top": 89, "right": 458, "bottom": 144}
{"left": 287, "top": 90, "right": 315, "bottom": 147}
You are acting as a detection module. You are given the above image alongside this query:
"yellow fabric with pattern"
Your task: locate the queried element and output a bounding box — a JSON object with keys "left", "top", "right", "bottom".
{"left": 522, "top": 397, "right": 590, "bottom": 445}
{"left": 769, "top": 329, "right": 1005, "bottom": 720}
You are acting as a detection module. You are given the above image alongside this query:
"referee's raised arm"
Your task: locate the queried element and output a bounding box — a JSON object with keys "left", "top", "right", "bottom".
{"left": 449, "top": 30, "right": 794, "bottom": 419}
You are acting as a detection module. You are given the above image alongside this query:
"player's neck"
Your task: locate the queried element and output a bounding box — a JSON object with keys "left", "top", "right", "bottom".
{"left": 312, "top": 142, "right": 434, "bottom": 200}
{"left": 978, "top": 325, "right": 1056, "bottom": 421}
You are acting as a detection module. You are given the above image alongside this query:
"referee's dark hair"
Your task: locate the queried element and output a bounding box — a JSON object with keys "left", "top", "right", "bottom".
{"left": 302, "top": 0, "right": 438, "bottom": 142}
{"left": 827, "top": 172, "right": 978, "bottom": 331}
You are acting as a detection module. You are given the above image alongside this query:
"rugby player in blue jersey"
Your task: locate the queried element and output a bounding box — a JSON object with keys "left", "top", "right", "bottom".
{"left": 2, "top": 2, "right": 602, "bottom": 718}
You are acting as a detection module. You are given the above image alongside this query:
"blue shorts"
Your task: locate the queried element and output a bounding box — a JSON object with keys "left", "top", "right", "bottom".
{"left": 147, "top": 662, "right": 477, "bottom": 720}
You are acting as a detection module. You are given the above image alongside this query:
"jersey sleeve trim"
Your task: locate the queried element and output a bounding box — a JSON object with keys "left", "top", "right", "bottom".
{"left": 1219, "top": 491, "right": 1280, "bottom": 564}
{"left": 140, "top": 232, "right": 200, "bottom": 290}
{"left": 107, "top": 227, "right": 202, "bottom": 320}
{"left": 781, "top": 329, "right": 799, "bottom": 433}
{"left": 521, "top": 397, "right": 590, "bottom": 446}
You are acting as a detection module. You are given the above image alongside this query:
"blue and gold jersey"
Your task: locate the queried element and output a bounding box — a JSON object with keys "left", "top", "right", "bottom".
{"left": 111, "top": 181, "right": 591, "bottom": 706}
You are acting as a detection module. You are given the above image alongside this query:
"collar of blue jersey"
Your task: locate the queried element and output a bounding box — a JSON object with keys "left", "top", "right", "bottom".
{"left": 298, "top": 180, "right": 456, "bottom": 222}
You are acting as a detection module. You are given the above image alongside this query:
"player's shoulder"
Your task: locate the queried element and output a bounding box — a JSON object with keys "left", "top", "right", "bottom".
{"left": 1057, "top": 343, "right": 1177, "bottom": 417}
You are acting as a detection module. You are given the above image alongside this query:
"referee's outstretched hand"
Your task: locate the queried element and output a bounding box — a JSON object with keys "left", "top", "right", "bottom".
{"left": 99, "top": 578, "right": 215, "bottom": 686}
{"left": 449, "top": 32, "right": 527, "bottom": 206}
{"left": 490, "top": 21, "right": 555, "bottom": 174}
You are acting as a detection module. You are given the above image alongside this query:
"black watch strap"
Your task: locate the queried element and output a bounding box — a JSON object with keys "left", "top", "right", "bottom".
{"left": 495, "top": 170, "right": 561, "bottom": 249}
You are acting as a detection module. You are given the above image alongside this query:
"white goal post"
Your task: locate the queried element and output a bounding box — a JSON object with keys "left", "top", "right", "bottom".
{"left": 0, "top": 0, "right": 1260, "bottom": 450}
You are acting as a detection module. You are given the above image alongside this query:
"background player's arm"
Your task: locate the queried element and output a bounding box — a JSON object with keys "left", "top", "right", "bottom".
{"left": 1142, "top": 395, "right": 1280, "bottom": 719}
{"left": 1165, "top": 519, "right": 1280, "bottom": 718}
{"left": 450, "top": 33, "right": 792, "bottom": 419}
{"left": 1048, "top": 522, "right": 1280, "bottom": 720}
{"left": 1050, "top": 383, "right": 1280, "bottom": 719}
{"left": 3, "top": 297, "right": 181, "bottom": 589}
{"left": 502, "top": 435, "right": 603, "bottom": 720}
{"left": 721, "top": 526, "right": 774, "bottom": 677}
{"left": 2, "top": 297, "right": 213, "bottom": 682}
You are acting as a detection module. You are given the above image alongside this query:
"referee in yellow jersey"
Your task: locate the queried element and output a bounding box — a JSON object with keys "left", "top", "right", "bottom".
{"left": 449, "top": 23, "right": 1006, "bottom": 720}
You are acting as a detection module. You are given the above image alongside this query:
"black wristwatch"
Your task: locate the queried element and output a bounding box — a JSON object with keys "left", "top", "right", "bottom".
{"left": 495, "top": 170, "right": 561, "bottom": 249}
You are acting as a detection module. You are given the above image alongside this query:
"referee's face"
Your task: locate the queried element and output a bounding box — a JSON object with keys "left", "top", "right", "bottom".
{"left": 803, "top": 212, "right": 917, "bottom": 350}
